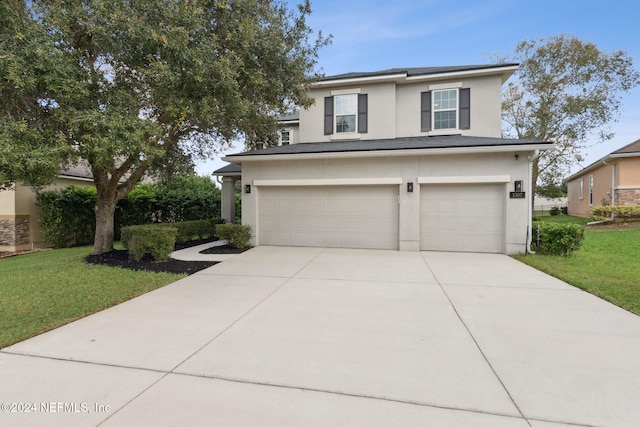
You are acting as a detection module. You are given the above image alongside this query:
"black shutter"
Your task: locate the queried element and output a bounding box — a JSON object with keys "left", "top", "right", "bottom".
{"left": 324, "top": 96, "right": 334, "bottom": 135}
{"left": 459, "top": 88, "right": 470, "bottom": 130}
{"left": 421, "top": 91, "right": 432, "bottom": 132}
{"left": 357, "top": 94, "right": 368, "bottom": 133}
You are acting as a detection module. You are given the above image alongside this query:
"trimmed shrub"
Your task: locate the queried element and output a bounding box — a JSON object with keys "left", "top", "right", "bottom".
{"left": 36, "top": 186, "right": 97, "bottom": 248}
{"left": 121, "top": 225, "right": 177, "bottom": 261}
{"left": 549, "top": 206, "right": 561, "bottom": 216}
{"left": 591, "top": 205, "right": 640, "bottom": 222}
{"left": 157, "top": 219, "right": 224, "bottom": 243}
{"left": 215, "top": 224, "right": 252, "bottom": 249}
{"left": 531, "top": 222, "right": 584, "bottom": 256}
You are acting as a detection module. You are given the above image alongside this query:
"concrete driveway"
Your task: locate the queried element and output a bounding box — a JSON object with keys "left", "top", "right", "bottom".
{"left": 2, "top": 247, "right": 640, "bottom": 426}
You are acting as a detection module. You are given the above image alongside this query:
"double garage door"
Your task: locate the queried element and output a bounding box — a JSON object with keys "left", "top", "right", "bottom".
{"left": 258, "top": 183, "right": 504, "bottom": 253}
{"left": 259, "top": 186, "right": 399, "bottom": 249}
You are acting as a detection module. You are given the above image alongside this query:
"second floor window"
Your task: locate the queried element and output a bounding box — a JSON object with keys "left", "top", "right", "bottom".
{"left": 324, "top": 93, "right": 368, "bottom": 135}
{"left": 280, "top": 129, "right": 291, "bottom": 145}
{"left": 433, "top": 89, "right": 457, "bottom": 130}
{"left": 421, "top": 87, "right": 470, "bottom": 132}
{"left": 335, "top": 94, "right": 357, "bottom": 133}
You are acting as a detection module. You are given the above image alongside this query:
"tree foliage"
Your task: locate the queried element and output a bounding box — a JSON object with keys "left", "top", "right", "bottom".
{"left": 497, "top": 34, "right": 640, "bottom": 190}
{"left": 1, "top": 0, "right": 329, "bottom": 253}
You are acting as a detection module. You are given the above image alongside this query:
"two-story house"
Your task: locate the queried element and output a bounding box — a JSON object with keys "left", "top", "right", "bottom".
{"left": 215, "top": 64, "right": 552, "bottom": 254}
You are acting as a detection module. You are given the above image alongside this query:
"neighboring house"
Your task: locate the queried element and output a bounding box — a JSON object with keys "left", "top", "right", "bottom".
{"left": 215, "top": 64, "right": 552, "bottom": 254}
{"left": 0, "top": 165, "right": 94, "bottom": 252}
{"left": 566, "top": 139, "right": 640, "bottom": 217}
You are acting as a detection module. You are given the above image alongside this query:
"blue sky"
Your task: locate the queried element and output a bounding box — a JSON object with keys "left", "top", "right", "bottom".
{"left": 197, "top": 0, "right": 640, "bottom": 177}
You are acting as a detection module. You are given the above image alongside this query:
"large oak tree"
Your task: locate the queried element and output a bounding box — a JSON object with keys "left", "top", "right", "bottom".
{"left": 496, "top": 34, "right": 640, "bottom": 198}
{"left": 1, "top": 0, "right": 329, "bottom": 253}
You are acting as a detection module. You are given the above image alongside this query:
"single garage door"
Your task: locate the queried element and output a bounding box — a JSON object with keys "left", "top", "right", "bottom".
{"left": 420, "top": 184, "right": 504, "bottom": 253}
{"left": 259, "top": 186, "right": 399, "bottom": 249}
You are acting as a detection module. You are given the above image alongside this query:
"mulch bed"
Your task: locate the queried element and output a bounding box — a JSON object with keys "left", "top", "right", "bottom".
{"left": 84, "top": 238, "right": 247, "bottom": 276}
{"left": 85, "top": 250, "right": 217, "bottom": 275}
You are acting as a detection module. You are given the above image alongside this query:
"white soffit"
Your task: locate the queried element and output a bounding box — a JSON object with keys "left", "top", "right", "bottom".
{"left": 254, "top": 178, "right": 403, "bottom": 187}
{"left": 224, "top": 144, "right": 552, "bottom": 163}
{"left": 418, "top": 175, "right": 511, "bottom": 184}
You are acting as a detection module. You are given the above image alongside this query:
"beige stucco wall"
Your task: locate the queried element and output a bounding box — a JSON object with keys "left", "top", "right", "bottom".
{"left": 396, "top": 76, "right": 502, "bottom": 138}
{"left": 0, "top": 178, "right": 94, "bottom": 251}
{"left": 567, "top": 164, "right": 614, "bottom": 217}
{"left": 300, "top": 82, "right": 397, "bottom": 143}
{"left": 240, "top": 150, "right": 534, "bottom": 254}
{"left": 618, "top": 157, "right": 640, "bottom": 186}
{"left": 298, "top": 74, "right": 504, "bottom": 144}
{"left": 0, "top": 186, "right": 17, "bottom": 216}
{"left": 568, "top": 157, "right": 640, "bottom": 217}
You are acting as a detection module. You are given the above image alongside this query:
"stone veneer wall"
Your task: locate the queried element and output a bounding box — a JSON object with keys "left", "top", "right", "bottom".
{"left": 0, "top": 217, "right": 30, "bottom": 246}
{"left": 616, "top": 188, "right": 640, "bottom": 206}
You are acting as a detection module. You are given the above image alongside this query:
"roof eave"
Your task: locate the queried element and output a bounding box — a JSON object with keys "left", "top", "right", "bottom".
{"left": 565, "top": 152, "right": 640, "bottom": 182}
{"left": 224, "top": 143, "right": 552, "bottom": 163}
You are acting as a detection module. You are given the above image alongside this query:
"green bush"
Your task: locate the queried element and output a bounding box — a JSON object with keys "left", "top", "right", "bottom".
{"left": 157, "top": 219, "right": 224, "bottom": 243}
{"left": 215, "top": 224, "right": 252, "bottom": 249}
{"left": 591, "top": 205, "right": 640, "bottom": 222}
{"left": 37, "top": 177, "right": 223, "bottom": 247}
{"left": 549, "top": 206, "right": 561, "bottom": 216}
{"left": 36, "top": 186, "right": 97, "bottom": 248}
{"left": 121, "top": 225, "right": 177, "bottom": 261}
{"left": 154, "top": 175, "right": 221, "bottom": 223}
{"left": 531, "top": 222, "right": 585, "bottom": 256}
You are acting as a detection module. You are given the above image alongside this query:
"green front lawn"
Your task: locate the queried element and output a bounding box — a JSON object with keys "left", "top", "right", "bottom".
{"left": 516, "top": 222, "right": 640, "bottom": 316}
{"left": 0, "top": 246, "right": 183, "bottom": 349}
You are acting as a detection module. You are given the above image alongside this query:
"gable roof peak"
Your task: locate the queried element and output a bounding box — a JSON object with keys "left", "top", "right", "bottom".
{"left": 612, "top": 138, "right": 640, "bottom": 154}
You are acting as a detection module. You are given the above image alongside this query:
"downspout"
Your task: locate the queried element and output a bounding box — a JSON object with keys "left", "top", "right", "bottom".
{"left": 602, "top": 158, "right": 616, "bottom": 221}
{"left": 526, "top": 150, "right": 540, "bottom": 254}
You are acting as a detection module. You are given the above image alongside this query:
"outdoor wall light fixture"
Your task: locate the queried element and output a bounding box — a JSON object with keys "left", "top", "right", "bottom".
{"left": 244, "top": 184, "right": 251, "bottom": 194}
{"left": 514, "top": 153, "right": 519, "bottom": 160}
{"left": 407, "top": 182, "right": 414, "bottom": 192}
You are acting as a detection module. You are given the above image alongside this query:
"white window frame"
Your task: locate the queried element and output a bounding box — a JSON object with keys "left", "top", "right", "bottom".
{"left": 280, "top": 128, "right": 292, "bottom": 146}
{"left": 334, "top": 94, "right": 358, "bottom": 134}
{"left": 579, "top": 179, "right": 584, "bottom": 200}
{"left": 433, "top": 88, "right": 458, "bottom": 130}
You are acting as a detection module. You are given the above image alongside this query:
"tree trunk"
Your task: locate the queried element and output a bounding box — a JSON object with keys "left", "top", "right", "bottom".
{"left": 93, "top": 198, "right": 117, "bottom": 254}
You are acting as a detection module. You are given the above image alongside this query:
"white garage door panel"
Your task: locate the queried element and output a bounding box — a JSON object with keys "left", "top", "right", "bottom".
{"left": 421, "top": 184, "right": 504, "bottom": 253}
{"left": 259, "top": 186, "right": 398, "bottom": 249}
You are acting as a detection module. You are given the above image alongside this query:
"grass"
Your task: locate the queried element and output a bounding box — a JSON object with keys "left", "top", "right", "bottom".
{"left": 533, "top": 211, "right": 592, "bottom": 225}
{"left": 0, "top": 246, "right": 184, "bottom": 349}
{"left": 516, "top": 215, "right": 640, "bottom": 316}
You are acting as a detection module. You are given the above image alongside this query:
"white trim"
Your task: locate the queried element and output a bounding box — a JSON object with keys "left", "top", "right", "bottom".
{"left": 57, "top": 175, "right": 94, "bottom": 182}
{"left": 615, "top": 185, "right": 640, "bottom": 190}
{"left": 330, "top": 134, "right": 361, "bottom": 141}
{"left": 315, "top": 74, "right": 407, "bottom": 87}
{"left": 418, "top": 175, "right": 511, "bottom": 184}
{"left": 225, "top": 144, "right": 553, "bottom": 163}
{"left": 406, "top": 66, "right": 518, "bottom": 83}
{"left": 331, "top": 88, "right": 361, "bottom": 96}
{"left": 428, "top": 82, "right": 462, "bottom": 90}
{"left": 428, "top": 130, "right": 461, "bottom": 136}
{"left": 254, "top": 178, "right": 402, "bottom": 187}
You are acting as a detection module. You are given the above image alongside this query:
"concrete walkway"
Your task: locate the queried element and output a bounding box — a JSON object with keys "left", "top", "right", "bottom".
{"left": 2, "top": 247, "right": 640, "bottom": 426}
{"left": 169, "top": 239, "right": 238, "bottom": 262}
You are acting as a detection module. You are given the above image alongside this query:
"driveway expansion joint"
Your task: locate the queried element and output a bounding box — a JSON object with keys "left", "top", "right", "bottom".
{"left": 420, "top": 255, "right": 532, "bottom": 426}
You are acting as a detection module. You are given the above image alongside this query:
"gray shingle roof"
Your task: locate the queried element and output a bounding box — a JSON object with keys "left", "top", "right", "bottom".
{"left": 320, "top": 64, "right": 519, "bottom": 82}
{"left": 212, "top": 163, "right": 242, "bottom": 175}
{"left": 612, "top": 138, "right": 640, "bottom": 154}
{"left": 226, "top": 135, "right": 551, "bottom": 158}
